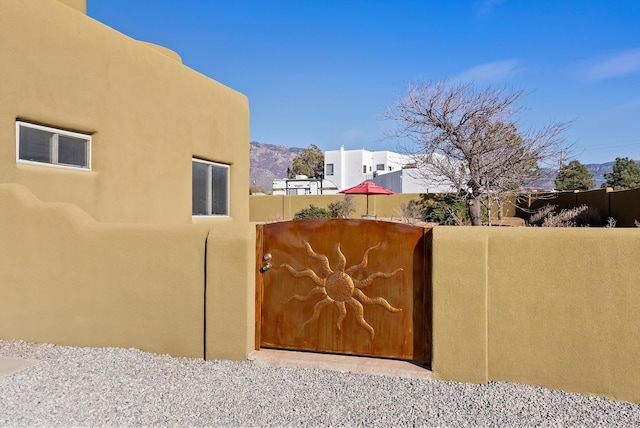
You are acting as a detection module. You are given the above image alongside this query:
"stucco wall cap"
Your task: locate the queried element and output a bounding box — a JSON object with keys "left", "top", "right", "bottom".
{"left": 140, "top": 41, "right": 183, "bottom": 63}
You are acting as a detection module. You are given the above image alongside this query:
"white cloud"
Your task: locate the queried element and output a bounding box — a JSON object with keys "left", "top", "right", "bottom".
{"left": 453, "top": 60, "right": 519, "bottom": 83}
{"left": 614, "top": 96, "right": 640, "bottom": 111}
{"left": 476, "top": 0, "right": 506, "bottom": 7}
{"left": 582, "top": 48, "right": 640, "bottom": 81}
{"left": 473, "top": 0, "right": 507, "bottom": 15}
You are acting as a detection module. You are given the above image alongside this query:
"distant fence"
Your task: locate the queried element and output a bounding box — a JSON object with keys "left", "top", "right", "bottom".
{"left": 250, "top": 188, "right": 640, "bottom": 226}
{"left": 517, "top": 187, "right": 640, "bottom": 227}
{"left": 249, "top": 193, "right": 519, "bottom": 222}
{"left": 249, "top": 193, "right": 426, "bottom": 222}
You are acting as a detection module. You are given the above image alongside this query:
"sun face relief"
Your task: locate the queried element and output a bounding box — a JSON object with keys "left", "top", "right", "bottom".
{"left": 279, "top": 242, "right": 403, "bottom": 339}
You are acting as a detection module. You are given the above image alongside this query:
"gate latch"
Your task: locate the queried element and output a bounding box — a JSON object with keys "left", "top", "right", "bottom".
{"left": 260, "top": 253, "right": 272, "bottom": 273}
{"left": 260, "top": 263, "right": 272, "bottom": 273}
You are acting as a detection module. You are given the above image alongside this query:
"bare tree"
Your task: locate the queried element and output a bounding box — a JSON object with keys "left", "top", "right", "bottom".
{"left": 328, "top": 195, "right": 357, "bottom": 218}
{"left": 385, "top": 81, "right": 571, "bottom": 225}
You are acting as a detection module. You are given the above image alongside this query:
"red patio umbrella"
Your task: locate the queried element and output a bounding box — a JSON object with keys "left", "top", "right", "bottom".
{"left": 339, "top": 181, "right": 395, "bottom": 216}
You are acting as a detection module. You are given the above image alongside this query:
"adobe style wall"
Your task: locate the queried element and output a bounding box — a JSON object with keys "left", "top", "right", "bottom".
{"left": 0, "top": 0, "right": 249, "bottom": 224}
{"left": 0, "top": 184, "right": 207, "bottom": 357}
{"left": 432, "top": 226, "right": 640, "bottom": 404}
{"left": 250, "top": 193, "right": 432, "bottom": 221}
{"left": 0, "top": 184, "right": 256, "bottom": 359}
{"left": 2, "top": 184, "right": 640, "bottom": 403}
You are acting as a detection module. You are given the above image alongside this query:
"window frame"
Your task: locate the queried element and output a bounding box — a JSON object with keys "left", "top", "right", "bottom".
{"left": 16, "top": 121, "right": 92, "bottom": 171}
{"left": 192, "top": 158, "right": 230, "bottom": 217}
{"left": 326, "top": 163, "right": 334, "bottom": 176}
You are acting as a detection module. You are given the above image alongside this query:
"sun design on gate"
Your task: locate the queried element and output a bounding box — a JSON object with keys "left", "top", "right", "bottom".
{"left": 279, "top": 242, "right": 403, "bottom": 339}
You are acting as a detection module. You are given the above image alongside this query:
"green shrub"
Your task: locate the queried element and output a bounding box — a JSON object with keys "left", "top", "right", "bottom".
{"left": 422, "top": 195, "right": 471, "bottom": 225}
{"left": 293, "top": 204, "right": 332, "bottom": 220}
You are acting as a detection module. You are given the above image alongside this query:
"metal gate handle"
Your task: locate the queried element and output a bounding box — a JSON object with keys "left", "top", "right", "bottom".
{"left": 260, "top": 262, "right": 272, "bottom": 273}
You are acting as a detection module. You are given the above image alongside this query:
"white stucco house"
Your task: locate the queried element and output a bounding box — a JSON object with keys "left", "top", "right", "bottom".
{"left": 323, "top": 146, "right": 454, "bottom": 193}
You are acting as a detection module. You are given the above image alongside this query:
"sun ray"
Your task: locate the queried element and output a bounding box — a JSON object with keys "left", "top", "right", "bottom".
{"left": 282, "top": 240, "right": 402, "bottom": 338}
{"left": 304, "top": 242, "right": 333, "bottom": 276}
{"left": 302, "top": 297, "right": 334, "bottom": 329}
{"left": 356, "top": 268, "right": 403, "bottom": 289}
{"left": 346, "top": 243, "right": 380, "bottom": 276}
{"left": 284, "top": 286, "right": 326, "bottom": 304}
{"left": 278, "top": 264, "right": 324, "bottom": 286}
{"left": 335, "top": 301, "right": 347, "bottom": 330}
{"left": 353, "top": 288, "right": 401, "bottom": 312}
{"left": 346, "top": 298, "right": 375, "bottom": 339}
{"left": 334, "top": 243, "right": 346, "bottom": 272}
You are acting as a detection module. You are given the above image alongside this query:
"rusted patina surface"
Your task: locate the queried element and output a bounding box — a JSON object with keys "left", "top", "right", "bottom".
{"left": 256, "top": 219, "right": 430, "bottom": 363}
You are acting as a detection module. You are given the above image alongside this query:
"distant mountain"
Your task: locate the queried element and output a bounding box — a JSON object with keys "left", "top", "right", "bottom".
{"left": 585, "top": 161, "right": 617, "bottom": 188}
{"left": 534, "top": 160, "right": 639, "bottom": 190}
{"left": 249, "top": 141, "right": 634, "bottom": 193}
{"left": 250, "top": 141, "right": 302, "bottom": 193}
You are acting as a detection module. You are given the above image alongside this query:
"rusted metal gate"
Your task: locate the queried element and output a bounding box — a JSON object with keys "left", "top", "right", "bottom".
{"left": 255, "top": 219, "right": 431, "bottom": 365}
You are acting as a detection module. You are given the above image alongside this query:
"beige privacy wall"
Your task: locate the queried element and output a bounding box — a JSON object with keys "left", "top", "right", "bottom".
{"left": 3, "top": 183, "right": 640, "bottom": 403}
{"left": 249, "top": 194, "right": 432, "bottom": 221}
{"left": 431, "top": 226, "right": 640, "bottom": 404}
{"left": 0, "top": 184, "right": 256, "bottom": 360}
{"left": 0, "top": 184, "right": 207, "bottom": 357}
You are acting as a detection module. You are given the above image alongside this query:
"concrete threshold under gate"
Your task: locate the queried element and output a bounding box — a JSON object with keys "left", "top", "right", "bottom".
{"left": 247, "top": 349, "right": 432, "bottom": 380}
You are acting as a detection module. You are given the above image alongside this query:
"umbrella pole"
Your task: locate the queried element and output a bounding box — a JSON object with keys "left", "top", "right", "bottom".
{"left": 366, "top": 195, "right": 369, "bottom": 216}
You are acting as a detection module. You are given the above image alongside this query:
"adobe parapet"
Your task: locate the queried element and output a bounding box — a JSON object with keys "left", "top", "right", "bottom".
{"left": 57, "top": 0, "right": 86, "bottom": 14}
{"left": 140, "top": 41, "right": 183, "bottom": 63}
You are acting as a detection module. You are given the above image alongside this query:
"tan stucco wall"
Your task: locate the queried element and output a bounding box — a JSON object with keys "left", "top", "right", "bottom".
{"left": 3, "top": 184, "right": 640, "bottom": 402}
{"left": 249, "top": 193, "right": 424, "bottom": 221}
{"left": 0, "top": 183, "right": 257, "bottom": 360}
{"left": 432, "top": 226, "right": 640, "bottom": 403}
{"left": 205, "top": 225, "right": 256, "bottom": 360}
{"left": 431, "top": 227, "right": 489, "bottom": 383}
{"left": 0, "top": 184, "right": 207, "bottom": 357}
{"left": 57, "top": 0, "right": 86, "bottom": 14}
{"left": 1, "top": 0, "right": 249, "bottom": 224}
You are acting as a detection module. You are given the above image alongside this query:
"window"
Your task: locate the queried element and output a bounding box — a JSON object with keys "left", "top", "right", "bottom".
{"left": 192, "top": 159, "right": 229, "bottom": 216}
{"left": 16, "top": 121, "right": 91, "bottom": 170}
{"left": 363, "top": 165, "right": 367, "bottom": 174}
{"left": 326, "top": 163, "right": 334, "bottom": 176}
{"left": 376, "top": 164, "right": 385, "bottom": 171}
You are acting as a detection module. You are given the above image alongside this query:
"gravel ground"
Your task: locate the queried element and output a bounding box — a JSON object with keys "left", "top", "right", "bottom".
{"left": 1, "top": 340, "right": 639, "bottom": 427}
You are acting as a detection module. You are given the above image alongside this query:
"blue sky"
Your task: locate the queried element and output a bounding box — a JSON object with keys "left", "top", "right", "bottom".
{"left": 89, "top": 0, "right": 640, "bottom": 164}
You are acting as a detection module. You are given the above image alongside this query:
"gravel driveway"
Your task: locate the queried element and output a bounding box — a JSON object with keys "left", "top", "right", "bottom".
{"left": 1, "top": 340, "right": 639, "bottom": 427}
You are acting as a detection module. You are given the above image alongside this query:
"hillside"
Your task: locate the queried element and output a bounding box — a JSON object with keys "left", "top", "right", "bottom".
{"left": 586, "top": 161, "right": 617, "bottom": 188}
{"left": 249, "top": 141, "right": 635, "bottom": 192}
{"left": 250, "top": 142, "right": 302, "bottom": 193}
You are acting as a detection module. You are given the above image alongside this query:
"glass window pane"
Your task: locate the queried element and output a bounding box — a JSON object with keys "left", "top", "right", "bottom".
{"left": 58, "top": 135, "right": 88, "bottom": 167}
{"left": 326, "top": 163, "right": 334, "bottom": 175}
{"left": 19, "top": 126, "right": 52, "bottom": 163}
{"left": 210, "top": 164, "right": 228, "bottom": 215}
{"left": 192, "top": 161, "right": 209, "bottom": 215}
